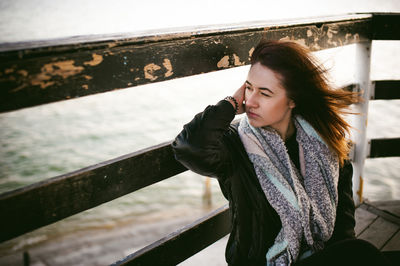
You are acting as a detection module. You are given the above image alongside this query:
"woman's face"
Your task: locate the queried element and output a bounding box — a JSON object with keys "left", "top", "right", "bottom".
{"left": 245, "top": 63, "right": 295, "bottom": 134}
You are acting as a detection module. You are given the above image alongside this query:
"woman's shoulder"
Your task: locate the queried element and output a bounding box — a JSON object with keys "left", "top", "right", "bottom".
{"left": 224, "top": 121, "right": 243, "bottom": 146}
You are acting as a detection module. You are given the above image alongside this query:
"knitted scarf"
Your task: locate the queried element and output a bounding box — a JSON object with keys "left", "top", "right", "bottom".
{"left": 238, "top": 115, "right": 339, "bottom": 266}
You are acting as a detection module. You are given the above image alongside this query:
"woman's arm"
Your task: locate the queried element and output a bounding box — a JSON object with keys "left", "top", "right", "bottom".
{"left": 328, "top": 161, "right": 356, "bottom": 244}
{"left": 172, "top": 84, "right": 246, "bottom": 178}
{"left": 172, "top": 99, "right": 237, "bottom": 178}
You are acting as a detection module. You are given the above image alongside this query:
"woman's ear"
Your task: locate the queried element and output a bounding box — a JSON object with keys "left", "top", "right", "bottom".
{"left": 289, "top": 99, "right": 296, "bottom": 109}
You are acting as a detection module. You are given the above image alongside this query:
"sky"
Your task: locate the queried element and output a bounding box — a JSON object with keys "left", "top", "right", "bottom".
{"left": 0, "top": 0, "right": 399, "bottom": 43}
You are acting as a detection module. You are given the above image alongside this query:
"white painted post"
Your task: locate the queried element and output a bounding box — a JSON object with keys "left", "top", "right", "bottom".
{"left": 203, "top": 177, "right": 212, "bottom": 207}
{"left": 351, "top": 41, "right": 373, "bottom": 205}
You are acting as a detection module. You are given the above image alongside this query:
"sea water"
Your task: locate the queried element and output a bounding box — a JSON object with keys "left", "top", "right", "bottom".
{"left": 0, "top": 0, "right": 399, "bottom": 257}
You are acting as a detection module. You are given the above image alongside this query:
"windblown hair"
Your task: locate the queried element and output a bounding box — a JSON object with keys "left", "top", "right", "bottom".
{"left": 251, "top": 40, "right": 358, "bottom": 165}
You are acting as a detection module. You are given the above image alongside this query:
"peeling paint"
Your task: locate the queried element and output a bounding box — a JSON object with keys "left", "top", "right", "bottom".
{"left": 310, "top": 41, "right": 321, "bottom": 50}
{"left": 162, "top": 58, "right": 174, "bottom": 77}
{"left": 1, "top": 18, "right": 372, "bottom": 110}
{"left": 31, "top": 79, "right": 55, "bottom": 89}
{"left": 82, "top": 84, "right": 89, "bottom": 90}
{"left": 296, "top": 39, "right": 306, "bottom": 46}
{"left": 84, "top": 54, "right": 103, "bottom": 66}
{"left": 45, "top": 61, "right": 84, "bottom": 79}
{"left": 327, "top": 27, "right": 339, "bottom": 46}
{"left": 248, "top": 47, "right": 255, "bottom": 58}
{"left": 5, "top": 68, "right": 14, "bottom": 74}
{"left": 144, "top": 63, "right": 161, "bottom": 81}
{"left": 217, "top": 55, "right": 229, "bottom": 68}
{"left": 217, "top": 54, "right": 245, "bottom": 68}
{"left": 344, "top": 33, "right": 351, "bottom": 43}
{"left": 279, "top": 36, "right": 306, "bottom": 47}
{"left": 327, "top": 29, "right": 333, "bottom": 39}
{"left": 30, "top": 70, "right": 52, "bottom": 88}
{"left": 31, "top": 60, "right": 84, "bottom": 89}
{"left": 10, "top": 84, "right": 28, "bottom": 93}
{"left": 17, "top": 70, "right": 28, "bottom": 77}
{"left": 232, "top": 54, "right": 244, "bottom": 66}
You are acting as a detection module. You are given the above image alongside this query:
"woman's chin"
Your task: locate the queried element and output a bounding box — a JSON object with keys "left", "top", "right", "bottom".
{"left": 247, "top": 118, "right": 264, "bottom": 128}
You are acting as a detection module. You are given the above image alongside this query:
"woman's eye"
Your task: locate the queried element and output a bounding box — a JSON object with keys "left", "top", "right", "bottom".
{"left": 261, "top": 93, "right": 271, "bottom": 97}
{"left": 245, "top": 86, "right": 252, "bottom": 90}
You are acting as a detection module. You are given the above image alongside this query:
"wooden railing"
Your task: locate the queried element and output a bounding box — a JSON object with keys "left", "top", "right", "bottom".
{"left": 0, "top": 13, "right": 399, "bottom": 265}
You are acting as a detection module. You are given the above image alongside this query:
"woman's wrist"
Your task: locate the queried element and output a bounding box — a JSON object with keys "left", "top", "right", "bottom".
{"left": 224, "top": 96, "right": 239, "bottom": 114}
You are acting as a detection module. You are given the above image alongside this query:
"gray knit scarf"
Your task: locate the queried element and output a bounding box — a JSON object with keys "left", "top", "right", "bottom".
{"left": 238, "top": 115, "right": 339, "bottom": 266}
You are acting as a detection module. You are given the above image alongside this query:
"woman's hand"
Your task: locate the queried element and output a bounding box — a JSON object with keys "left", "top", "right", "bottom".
{"left": 231, "top": 83, "right": 246, "bottom": 114}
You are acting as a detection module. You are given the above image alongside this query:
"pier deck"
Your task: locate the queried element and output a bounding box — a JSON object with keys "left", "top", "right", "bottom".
{"left": 355, "top": 200, "right": 400, "bottom": 251}
{"left": 182, "top": 200, "right": 400, "bottom": 265}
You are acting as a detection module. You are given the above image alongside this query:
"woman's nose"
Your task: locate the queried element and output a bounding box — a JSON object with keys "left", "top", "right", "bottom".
{"left": 245, "top": 91, "right": 258, "bottom": 108}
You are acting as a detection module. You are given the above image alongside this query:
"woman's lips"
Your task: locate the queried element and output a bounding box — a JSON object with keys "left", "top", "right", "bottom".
{"left": 247, "top": 111, "right": 259, "bottom": 118}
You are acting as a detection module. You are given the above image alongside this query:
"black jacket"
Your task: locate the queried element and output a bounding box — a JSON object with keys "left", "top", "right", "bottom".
{"left": 172, "top": 100, "right": 356, "bottom": 265}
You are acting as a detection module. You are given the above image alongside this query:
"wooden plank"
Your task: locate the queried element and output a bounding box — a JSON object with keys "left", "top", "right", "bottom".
{"left": 369, "top": 138, "right": 400, "bottom": 158}
{"left": 369, "top": 201, "right": 400, "bottom": 218}
{"left": 355, "top": 206, "right": 378, "bottom": 236}
{"left": 0, "top": 14, "right": 372, "bottom": 113}
{"left": 359, "top": 202, "right": 400, "bottom": 226}
{"left": 373, "top": 80, "right": 400, "bottom": 100}
{"left": 382, "top": 230, "right": 400, "bottom": 251}
{"left": 0, "top": 142, "right": 187, "bottom": 243}
{"left": 371, "top": 13, "right": 400, "bottom": 40}
{"left": 113, "top": 205, "right": 231, "bottom": 266}
{"left": 357, "top": 217, "right": 399, "bottom": 249}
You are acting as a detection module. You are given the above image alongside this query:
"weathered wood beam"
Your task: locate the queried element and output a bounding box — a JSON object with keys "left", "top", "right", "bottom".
{"left": 371, "top": 13, "right": 400, "bottom": 40}
{"left": 0, "top": 142, "right": 186, "bottom": 243}
{"left": 360, "top": 202, "right": 400, "bottom": 226}
{"left": 113, "top": 205, "right": 231, "bottom": 266}
{"left": 0, "top": 14, "right": 372, "bottom": 113}
{"left": 373, "top": 80, "right": 400, "bottom": 100}
{"left": 369, "top": 138, "right": 400, "bottom": 158}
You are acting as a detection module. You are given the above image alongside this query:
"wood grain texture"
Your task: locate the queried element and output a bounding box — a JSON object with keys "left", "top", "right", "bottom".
{"left": 357, "top": 217, "right": 399, "bottom": 249}
{"left": 369, "top": 138, "right": 400, "bottom": 158}
{"left": 382, "top": 230, "right": 400, "bottom": 251}
{"left": 355, "top": 207, "right": 378, "bottom": 236}
{"left": 371, "top": 13, "right": 400, "bottom": 40}
{"left": 0, "top": 142, "right": 186, "bottom": 242}
{"left": 114, "top": 205, "right": 231, "bottom": 266}
{"left": 0, "top": 15, "right": 373, "bottom": 113}
{"left": 373, "top": 80, "right": 400, "bottom": 100}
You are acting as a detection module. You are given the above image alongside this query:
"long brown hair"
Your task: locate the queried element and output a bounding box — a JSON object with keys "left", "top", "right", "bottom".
{"left": 251, "top": 40, "right": 358, "bottom": 165}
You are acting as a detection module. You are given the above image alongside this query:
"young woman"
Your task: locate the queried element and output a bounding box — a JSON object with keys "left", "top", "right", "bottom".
{"left": 172, "top": 40, "right": 392, "bottom": 265}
